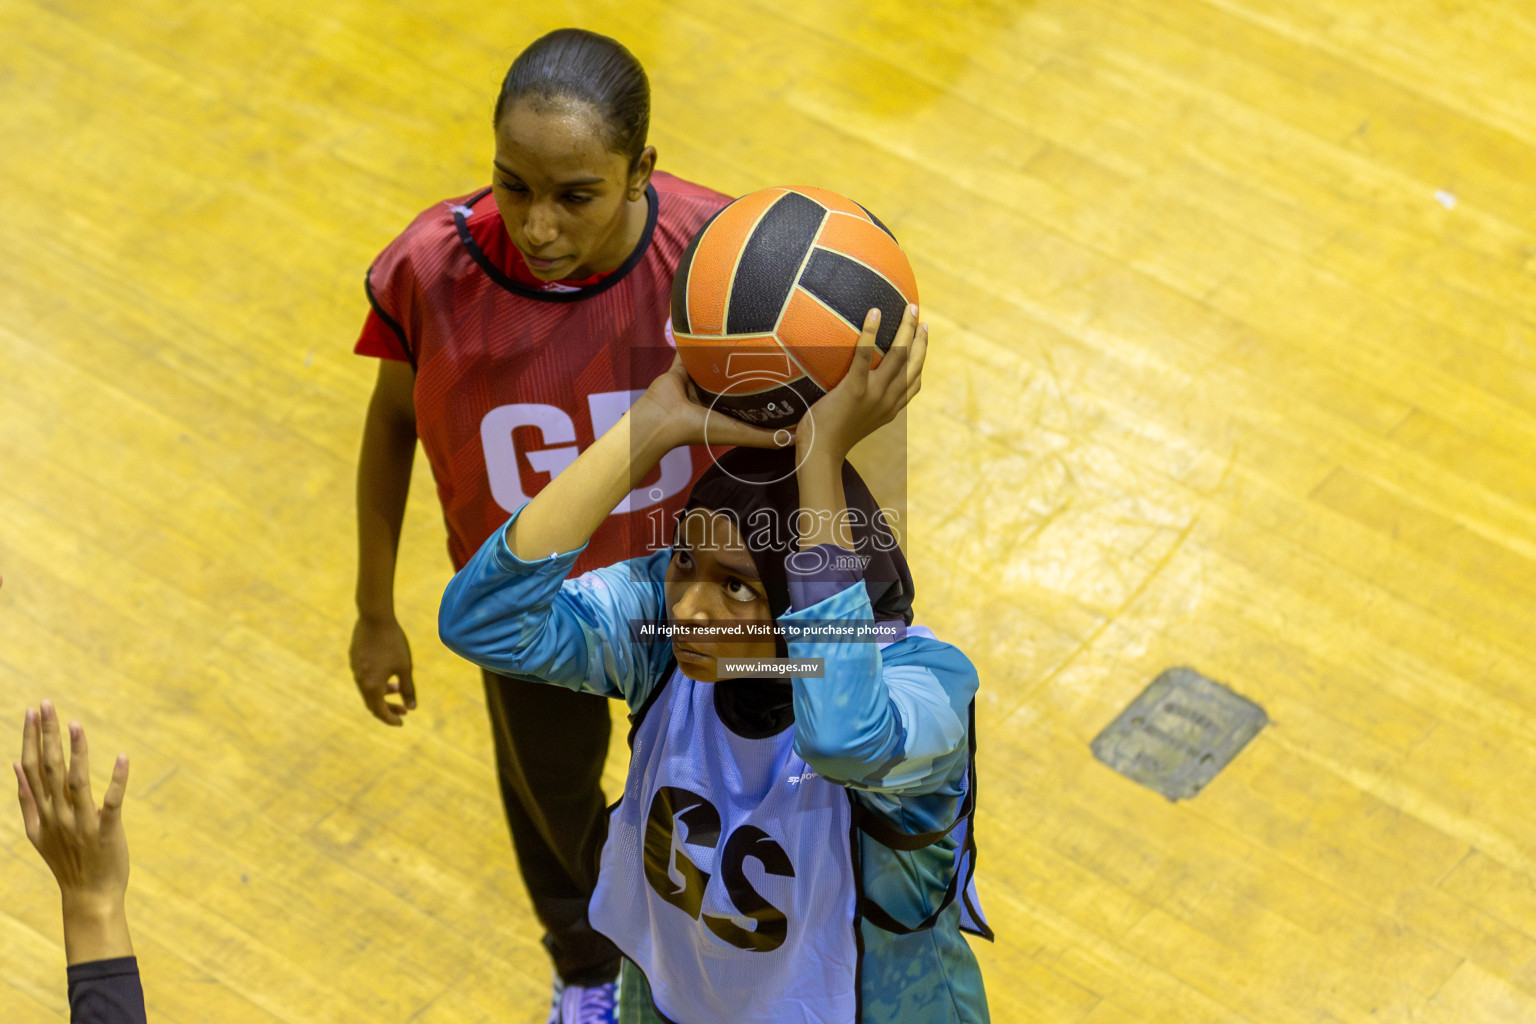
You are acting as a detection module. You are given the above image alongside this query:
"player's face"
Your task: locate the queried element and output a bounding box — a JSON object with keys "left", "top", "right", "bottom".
{"left": 665, "top": 509, "right": 777, "bottom": 683}
{"left": 491, "top": 99, "right": 653, "bottom": 282}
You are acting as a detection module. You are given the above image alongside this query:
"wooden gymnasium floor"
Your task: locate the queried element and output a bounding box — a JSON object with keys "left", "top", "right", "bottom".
{"left": 3, "top": 0, "right": 1535, "bottom": 1021}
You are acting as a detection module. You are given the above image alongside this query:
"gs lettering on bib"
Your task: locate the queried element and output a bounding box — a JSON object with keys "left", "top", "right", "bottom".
{"left": 591, "top": 669, "right": 861, "bottom": 1024}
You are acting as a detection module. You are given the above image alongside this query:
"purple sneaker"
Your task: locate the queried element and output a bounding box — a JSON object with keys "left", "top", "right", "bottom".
{"left": 546, "top": 974, "right": 619, "bottom": 1024}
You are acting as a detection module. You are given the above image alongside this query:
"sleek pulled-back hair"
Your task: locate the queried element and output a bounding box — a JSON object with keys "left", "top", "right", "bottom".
{"left": 494, "top": 29, "right": 651, "bottom": 170}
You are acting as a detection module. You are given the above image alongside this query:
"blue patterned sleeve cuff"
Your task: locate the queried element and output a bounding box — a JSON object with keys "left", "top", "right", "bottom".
{"left": 490, "top": 507, "right": 589, "bottom": 575}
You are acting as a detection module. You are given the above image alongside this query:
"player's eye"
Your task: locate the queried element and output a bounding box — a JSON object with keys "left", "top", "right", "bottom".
{"left": 672, "top": 550, "right": 693, "bottom": 571}
{"left": 724, "top": 578, "right": 759, "bottom": 603}
{"left": 497, "top": 178, "right": 528, "bottom": 195}
{"left": 564, "top": 193, "right": 594, "bottom": 205}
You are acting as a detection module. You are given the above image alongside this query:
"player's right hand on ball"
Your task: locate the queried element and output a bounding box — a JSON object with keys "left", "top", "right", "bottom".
{"left": 350, "top": 616, "right": 416, "bottom": 726}
{"left": 633, "top": 354, "right": 788, "bottom": 452}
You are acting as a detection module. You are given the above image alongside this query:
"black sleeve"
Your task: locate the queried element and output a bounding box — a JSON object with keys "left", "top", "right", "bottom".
{"left": 66, "top": 957, "right": 148, "bottom": 1024}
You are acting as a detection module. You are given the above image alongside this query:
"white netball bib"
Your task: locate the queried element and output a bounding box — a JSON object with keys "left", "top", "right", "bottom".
{"left": 591, "top": 668, "right": 860, "bottom": 1024}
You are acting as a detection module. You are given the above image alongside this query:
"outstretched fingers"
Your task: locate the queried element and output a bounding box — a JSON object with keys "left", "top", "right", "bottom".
{"left": 38, "top": 701, "right": 68, "bottom": 813}
{"left": 17, "top": 705, "right": 135, "bottom": 928}
{"left": 100, "top": 753, "right": 129, "bottom": 835}
{"left": 18, "top": 706, "right": 53, "bottom": 846}
{"left": 14, "top": 760, "right": 40, "bottom": 843}
{"left": 66, "top": 720, "right": 98, "bottom": 832}
{"left": 19, "top": 707, "right": 41, "bottom": 805}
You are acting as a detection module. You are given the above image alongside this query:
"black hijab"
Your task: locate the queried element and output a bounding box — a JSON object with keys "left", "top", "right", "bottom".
{"left": 675, "top": 446, "right": 915, "bottom": 737}
{"left": 681, "top": 446, "right": 916, "bottom": 623}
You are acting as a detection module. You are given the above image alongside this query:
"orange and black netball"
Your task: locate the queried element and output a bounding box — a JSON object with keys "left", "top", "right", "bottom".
{"left": 669, "top": 186, "right": 919, "bottom": 430}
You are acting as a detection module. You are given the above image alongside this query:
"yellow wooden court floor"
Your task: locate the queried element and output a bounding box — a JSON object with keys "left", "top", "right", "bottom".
{"left": 2, "top": 0, "right": 1535, "bottom": 1021}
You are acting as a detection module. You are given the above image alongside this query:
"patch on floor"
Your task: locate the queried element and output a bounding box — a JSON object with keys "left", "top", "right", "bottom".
{"left": 1091, "top": 667, "right": 1268, "bottom": 801}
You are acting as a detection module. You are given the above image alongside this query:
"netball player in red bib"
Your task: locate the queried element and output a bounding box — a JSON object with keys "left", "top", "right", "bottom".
{"left": 347, "top": 29, "right": 773, "bottom": 1024}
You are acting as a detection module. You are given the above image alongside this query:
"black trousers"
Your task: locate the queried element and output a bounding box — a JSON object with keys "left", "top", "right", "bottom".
{"left": 482, "top": 669, "right": 623, "bottom": 986}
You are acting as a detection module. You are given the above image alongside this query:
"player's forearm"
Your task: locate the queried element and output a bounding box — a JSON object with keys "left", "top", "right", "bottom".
{"left": 61, "top": 894, "right": 133, "bottom": 967}
{"left": 792, "top": 583, "right": 973, "bottom": 794}
{"left": 354, "top": 406, "right": 417, "bottom": 619}
{"left": 782, "top": 577, "right": 903, "bottom": 783}
{"left": 506, "top": 411, "right": 672, "bottom": 560}
{"left": 440, "top": 511, "right": 670, "bottom": 699}
{"left": 795, "top": 451, "right": 856, "bottom": 552}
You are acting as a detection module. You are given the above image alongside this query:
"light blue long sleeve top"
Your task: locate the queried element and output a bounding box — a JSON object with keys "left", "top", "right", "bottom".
{"left": 438, "top": 507, "right": 990, "bottom": 1023}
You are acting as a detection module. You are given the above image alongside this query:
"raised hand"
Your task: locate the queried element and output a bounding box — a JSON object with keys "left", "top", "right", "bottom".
{"left": 629, "top": 354, "right": 791, "bottom": 454}
{"left": 15, "top": 700, "right": 134, "bottom": 964}
{"left": 796, "top": 304, "right": 927, "bottom": 465}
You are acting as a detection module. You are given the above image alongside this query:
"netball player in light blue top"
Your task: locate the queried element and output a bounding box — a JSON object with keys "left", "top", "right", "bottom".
{"left": 439, "top": 306, "right": 991, "bottom": 1023}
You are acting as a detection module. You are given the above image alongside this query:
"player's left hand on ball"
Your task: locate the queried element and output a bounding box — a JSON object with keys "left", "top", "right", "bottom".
{"left": 634, "top": 354, "right": 789, "bottom": 451}
{"left": 798, "top": 304, "right": 926, "bottom": 461}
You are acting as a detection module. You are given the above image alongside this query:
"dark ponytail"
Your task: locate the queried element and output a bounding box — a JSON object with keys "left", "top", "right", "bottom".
{"left": 494, "top": 29, "right": 650, "bottom": 169}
